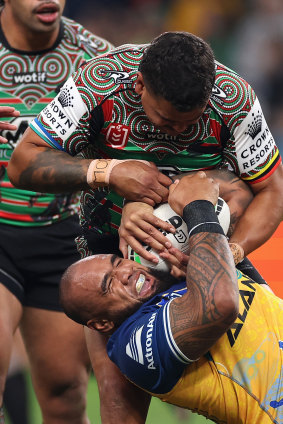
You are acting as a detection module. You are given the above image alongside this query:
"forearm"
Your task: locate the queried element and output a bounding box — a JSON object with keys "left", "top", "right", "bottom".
{"left": 8, "top": 145, "right": 92, "bottom": 193}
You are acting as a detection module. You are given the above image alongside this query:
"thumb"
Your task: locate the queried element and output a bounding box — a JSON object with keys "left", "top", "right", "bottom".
{"left": 119, "top": 237, "right": 128, "bottom": 259}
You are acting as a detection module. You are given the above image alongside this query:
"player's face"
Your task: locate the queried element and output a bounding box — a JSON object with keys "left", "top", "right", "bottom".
{"left": 136, "top": 73, "right": 206, "bottom": 136}
{"left": 5, "top": 0, "right": 65, "bottom": 33}
{"left": 89, "top": 254, "right": 175, "bottom": 321}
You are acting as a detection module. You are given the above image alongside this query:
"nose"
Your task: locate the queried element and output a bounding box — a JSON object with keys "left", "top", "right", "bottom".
{"left": 113, "top": 265, "right": 130, "bottom": 285}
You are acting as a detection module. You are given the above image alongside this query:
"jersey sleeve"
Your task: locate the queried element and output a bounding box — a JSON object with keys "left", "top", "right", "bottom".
{"left": 30, "top": 71, "right": 98, "bottom": 155}
{"left": 225, "top": 96, "right": 281, "bottom": 184}
{"left": 107, "top": 300, "right": 194, "bottom": 394}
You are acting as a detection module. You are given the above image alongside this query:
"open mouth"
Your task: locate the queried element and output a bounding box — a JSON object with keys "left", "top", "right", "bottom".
{"left": 136, "top": 273, "right": 146, "bottom": 294}
{"left": 35, "top": 2, "right": 60, "bottom": 24}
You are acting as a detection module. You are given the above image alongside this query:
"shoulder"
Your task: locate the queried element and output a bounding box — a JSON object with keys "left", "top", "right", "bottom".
{"left": 61, "top": 16, "right": 114, "bottom": 56}
{"left": 209, "top": 61, "right": 257, "bottom": 131}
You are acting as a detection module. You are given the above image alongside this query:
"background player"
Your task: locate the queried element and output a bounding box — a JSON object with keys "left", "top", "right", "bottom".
{"left": 0, "top": 0, "right": 118, "bottom": 422}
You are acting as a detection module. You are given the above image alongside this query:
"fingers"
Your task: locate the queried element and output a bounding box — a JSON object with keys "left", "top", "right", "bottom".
{"left": 160, "top": 247, "right": 189, "bottom": 268}
{"left": 126, "top": 236, "right": 159, "bottom": 263}
{"left": 170, "top": 265, "right": 186, "bottom": 280}
{"left": 119, "top": 238, "right": 128, "bottom": 259}
{"left": 0, "top": 121, "right": 18, "bottom": 130}
{"left": 0, "top": 106, "right": 20, "bottom": 117}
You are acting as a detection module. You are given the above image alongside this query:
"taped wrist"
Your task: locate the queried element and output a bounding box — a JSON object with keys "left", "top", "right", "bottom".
{"left": 87, "top": 158, "right": 151, "bottom": 189}
{"left": 87, "top": 159, "right": 112, "bottom": 188}
{"left": 183, "top": 200, "right": 225, "bottom": 238}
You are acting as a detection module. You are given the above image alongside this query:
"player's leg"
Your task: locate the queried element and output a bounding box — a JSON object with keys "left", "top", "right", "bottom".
{"left": 0, "top": 284, "right": 23, "bottom": 422}
{"left": 85, "top": 328, "right": 151, "bottom": 424}
{"left": 19, "top": 216, "right": 91, "bottom": 423}
{"left": 0, "top": 224, "right": 25, "bottom": 419}
{"left": 21, "top": 308, "right": 90, "bottom": 424}
{"left": 3, "top": 329, "right": 29, "bottom": 424}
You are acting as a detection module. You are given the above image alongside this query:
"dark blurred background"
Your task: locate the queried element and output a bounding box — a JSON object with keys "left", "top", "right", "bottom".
{"left": 64, "top": 0, "right": 283, "bottom": 154}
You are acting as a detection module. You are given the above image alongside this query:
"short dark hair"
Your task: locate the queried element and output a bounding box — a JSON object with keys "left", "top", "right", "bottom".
{"left": 0, "top": 0, "right": 4, "bottom": 7}
{"left": 139, "top": 31, "right": 215, "bottom": 112}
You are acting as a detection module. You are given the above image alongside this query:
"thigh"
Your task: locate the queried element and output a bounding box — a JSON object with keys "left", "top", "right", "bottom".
{"left": 0, "top": 284, "right": 23, "bottom": 396}
{"left": 21, "top": 308, "right": 91, "bottom": 423}
{"left": 21, "top": 308, "right": 90, "bottom": 385}
{"left": 21, "top": 216, "right": 81, "bottom": 311}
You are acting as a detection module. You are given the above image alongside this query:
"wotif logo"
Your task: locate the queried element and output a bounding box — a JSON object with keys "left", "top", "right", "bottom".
{"left": 13, "top": 72, "right": 47, "bottom": 84}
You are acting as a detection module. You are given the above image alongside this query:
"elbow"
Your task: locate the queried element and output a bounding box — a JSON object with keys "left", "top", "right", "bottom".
{"left": 217, "top": 281, "right": 239, "bottom": 327}
{"left": 7, "top": 159, "right": 18, "bottom": 187}
{"left": 7, "top": 156, "right": 22, "bottom": 188}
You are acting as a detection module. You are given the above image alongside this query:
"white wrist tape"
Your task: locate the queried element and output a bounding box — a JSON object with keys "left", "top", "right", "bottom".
{"left": 87, "top": 159, "right": 150, "bottom": 189}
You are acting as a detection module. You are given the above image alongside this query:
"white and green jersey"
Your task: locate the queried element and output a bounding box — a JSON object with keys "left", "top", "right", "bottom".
{"left": 0, "top": 17, "right": 113, "bottom": 226}
{"left": 30, "top": 44, "right": 281, "bottom": 256}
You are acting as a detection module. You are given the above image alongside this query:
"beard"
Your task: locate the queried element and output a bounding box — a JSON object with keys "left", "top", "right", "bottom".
{"left": 111, "top": 268, "right": 180, "bottom": 330}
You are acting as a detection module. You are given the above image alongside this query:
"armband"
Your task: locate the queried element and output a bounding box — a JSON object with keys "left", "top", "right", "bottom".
{"left": 229, "top": 242, "right": 244, "bottom": 265}
{"left": 87, "top": 158, "right": 151, "bottom": 189}
{"left": 183, "top": 200, "right": 225, "bottom": 238}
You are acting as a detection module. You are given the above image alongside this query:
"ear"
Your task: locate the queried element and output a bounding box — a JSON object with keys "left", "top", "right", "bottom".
{"left": 135, "top": 71, "right": 145, "bottom": 95}
{"left": 87, "top": 318, "right": 114, "bottom": 333}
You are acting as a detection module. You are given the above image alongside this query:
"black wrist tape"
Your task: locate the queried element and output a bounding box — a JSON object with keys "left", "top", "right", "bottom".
{"left": 183, "top": 200, "right": 225, "bottom": 238}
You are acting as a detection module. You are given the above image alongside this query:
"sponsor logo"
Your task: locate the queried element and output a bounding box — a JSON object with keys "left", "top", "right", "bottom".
{"left": 145, "top": 313, "right": 157, "bottom": 369}
{"left": 210, "top": 84, "right": 227, "bottom": 105}
{"left": 106, "top": 124, "right": 130, "bottom": 148}
{"left": 40, "top": 78, "right": 87, "bottom": 139}
{"left": 78, "top": 34, "right": 98, "bottom": 50}
{"left": 227, "top": 279, "right": 256, "bottom": 347}
{"left": 212, "top": 85, "right": 227, "bottom": 99}
{"left": 147, "top": 133, "right": 178, "bottom": 142}
{"left": 126, "top": 325, "right": 144, "bottom": 364}
{"left": 42, "top": 100, "right": 75, "bottom": 136}
{"left": 241, "top": 127, "right": 275, "bottom": 170}
{"left": 126, "top": 312, "right": 157, "bottom": 370}
{"left": 98, "top": 68, "right": 132, "bottom": 84}
{"left": 58, "top": 86, "right": 75, "bottom": 108}
{"left": 12, "top": 71, "right": 47, "bottom": 84}
{"left": 244, "top": 110, "right": 262, "bottom": 139}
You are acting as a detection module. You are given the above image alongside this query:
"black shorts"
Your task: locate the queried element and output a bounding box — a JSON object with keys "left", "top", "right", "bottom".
{"left": 0, "top": 215, "right": 81, "bottom": 311}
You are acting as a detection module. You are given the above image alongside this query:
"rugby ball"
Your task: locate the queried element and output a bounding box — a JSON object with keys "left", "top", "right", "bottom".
{"left": 128, "top": 197, "right": 230, "bottom": 272}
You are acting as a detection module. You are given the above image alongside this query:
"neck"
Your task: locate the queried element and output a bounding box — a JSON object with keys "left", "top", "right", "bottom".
{"left": 1, "top": 8, "right": 60, "bottom": 52}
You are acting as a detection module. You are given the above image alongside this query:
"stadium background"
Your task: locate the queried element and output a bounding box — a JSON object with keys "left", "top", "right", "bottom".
{"left": 5, "top": 0, "right": 283, "bottom": 422}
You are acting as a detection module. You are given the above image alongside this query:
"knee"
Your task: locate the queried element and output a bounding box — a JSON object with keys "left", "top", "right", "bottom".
{"left": 36, "top": 370, "right": 90, "bottom": 423}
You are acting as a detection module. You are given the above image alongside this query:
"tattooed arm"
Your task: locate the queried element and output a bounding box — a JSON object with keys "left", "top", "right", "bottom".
{"left": 7, "top": 127, "right": 170, "bottom": 204}
{"left": 167, "top": 173, "right": 239, "bottom": 359}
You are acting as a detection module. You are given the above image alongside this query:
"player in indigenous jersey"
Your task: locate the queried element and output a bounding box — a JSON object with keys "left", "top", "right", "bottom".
{"left": 60, "top": 172, "right": 283, "bottom": 424}
{"left": 0, "top": 1, "right": 133, "bottom": 423}
{"left": 8, "top": 32, "right": 283, "bottom": 264}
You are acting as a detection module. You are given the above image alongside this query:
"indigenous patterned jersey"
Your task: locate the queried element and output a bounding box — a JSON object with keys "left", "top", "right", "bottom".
{"left": 108, "top": 272, "right": 283, "bottom": 424}
{"left": 30, "top": 44, "right": 281, "bottom": 250}
{"left": 0, "top": 17, "right": 113, "bottom": 226}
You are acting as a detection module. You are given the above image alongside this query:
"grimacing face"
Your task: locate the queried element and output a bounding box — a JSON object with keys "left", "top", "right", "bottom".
{"left": 135, "top": 72, "right": 206, "bottom": 136}
{"left": 5, "top": 0, "right": 65, "bottom": 33}
{"left": 79, "top": 254, "right": 177, "bottom": 330}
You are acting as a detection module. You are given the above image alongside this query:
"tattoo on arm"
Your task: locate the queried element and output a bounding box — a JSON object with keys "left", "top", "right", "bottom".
{"left": 169, "top": 232, "right": 238, "bottom": 360}
{"left": 19, "top": 147, "right": 91, "bottom": 193}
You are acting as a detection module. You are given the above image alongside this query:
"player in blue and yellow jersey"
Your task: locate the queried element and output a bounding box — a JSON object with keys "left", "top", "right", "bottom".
{"left": 60, "top": 172, "right": 283, "bottom": 424}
